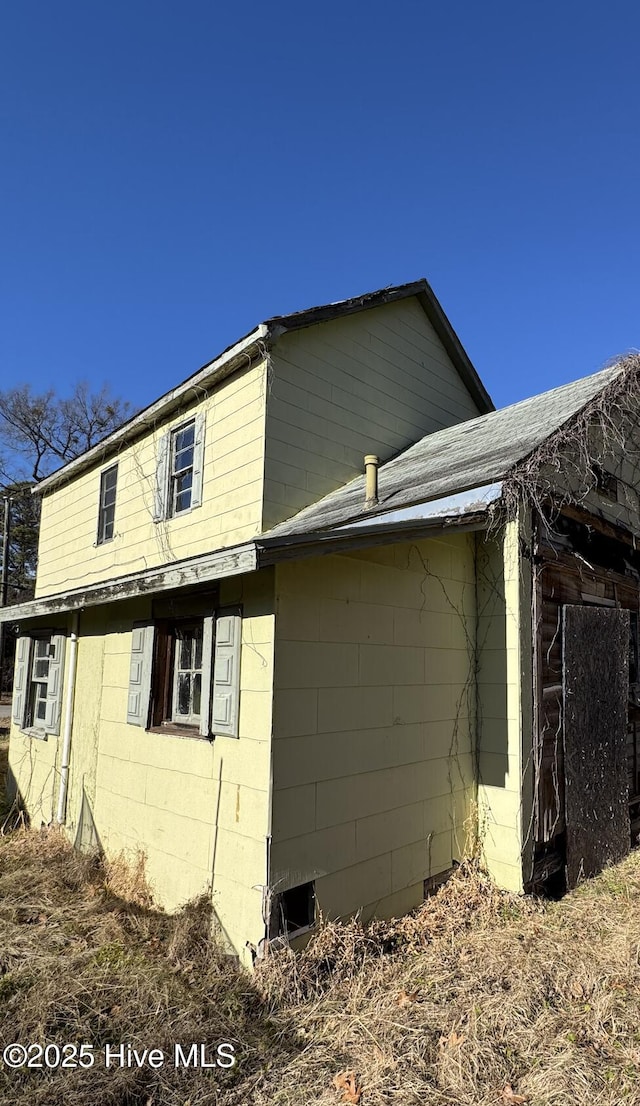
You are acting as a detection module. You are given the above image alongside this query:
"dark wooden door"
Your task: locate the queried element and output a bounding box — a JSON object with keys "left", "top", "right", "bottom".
{"left": 563, "top": 605, "right": 630, "bottom": 888}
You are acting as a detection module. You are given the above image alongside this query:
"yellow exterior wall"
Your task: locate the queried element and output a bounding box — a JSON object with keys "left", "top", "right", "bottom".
{"left": 8, "top": 719, "right": 59, "bottom": 826}
{"left": 270, "top": 536, "right": 477, "bottom": 924}
{"left": 8, "top": 572, "right": 274, "bottom": 964}
{"left": 35, "top": 360, "right": 268, "bottom": 598}
{"left": 263, "top": 298, "right": 483, "bottom": 528}
{"left": 35, "top": 298, "right": 485, "bottom": 599}
{"left": 476, "top": 520, "right": 527, "bottom": 892}
{"left": 7, "top": 616, "right": 71, "bottom": 826}
{"left": 12, "top": 300, "right": 538, "bottom": 948}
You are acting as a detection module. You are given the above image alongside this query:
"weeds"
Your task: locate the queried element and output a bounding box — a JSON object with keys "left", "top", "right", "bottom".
{"left": 1, "top": 820, "right": 640, "bottom": 1104}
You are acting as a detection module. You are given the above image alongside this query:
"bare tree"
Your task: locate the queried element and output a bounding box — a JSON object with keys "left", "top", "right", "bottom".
{"left": 0, "top": 382, "right": 132, "bottom": 482}
{"left": 0, "top": 381, "right": 132, "bottom": 606}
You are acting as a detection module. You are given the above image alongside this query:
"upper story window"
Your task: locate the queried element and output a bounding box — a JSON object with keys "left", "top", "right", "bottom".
{"left": 97, "top": 464, "right": 118, "bottom": 544}
{"left": 153, "top": 413, "right": 206, "bottom": 523}
{"left": 170, "top": 421, "right": 195, "bottom": 516}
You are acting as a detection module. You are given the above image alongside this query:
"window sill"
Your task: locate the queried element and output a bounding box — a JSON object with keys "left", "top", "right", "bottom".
{"left": 154, "top": 505, "right": 199, "bottom": 524}
{"left": 20, "top": 727, "right": 50, "bottom": 742}
{"left": 147, "top": 724, "right": 211, "bottom": 741}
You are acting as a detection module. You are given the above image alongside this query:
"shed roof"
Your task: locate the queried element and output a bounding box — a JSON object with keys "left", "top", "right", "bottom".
{"left": 261, "top": 363, "right": 625, "bottom": 539}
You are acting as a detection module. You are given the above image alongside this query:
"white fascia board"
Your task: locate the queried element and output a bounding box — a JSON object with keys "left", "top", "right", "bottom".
{"left": 331, "top": 482, "right": 503, "bottom": 534}
{"left": 0, "top": 543, "right": 257, "bottom": 624}
{"left": 34, "top": 325, "right": 269, "bottom": 495}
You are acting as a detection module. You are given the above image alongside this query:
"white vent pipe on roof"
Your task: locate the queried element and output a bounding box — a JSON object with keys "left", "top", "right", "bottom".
{"left": 364, "top": 455, "right": 379, "bottom": 508}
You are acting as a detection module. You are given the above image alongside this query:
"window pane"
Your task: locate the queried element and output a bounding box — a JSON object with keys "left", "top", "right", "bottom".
{"left": 179, "top": 633, "right": 192, "bottom": 670}
{"left": 193, "top": 673, "right": 201, "bottom": 716}
{"left": 104, "top": 467, "right": 118, "bottom": 491}
{"left": 176, "top": 471, "right": 193, "bottom": 495}
{"left": 194, "top": 629, "right": 203, "bottom": 670}
{"left": 174, "top": 445, "right": 194, "bottom": 473}
{"left": 35, "top": 683, "right": 47, "bottom": 721}
{"left": 177, "top": 673, "right": 191, "bottom": 715}
{"left": 33, "top": 639, "right": 51, "bottom": 681}
{"left": 103, "top": 485, "right": 117, "bottom": 508}
{"left": 174, "top": 423, "right": 195, "bottom": 453}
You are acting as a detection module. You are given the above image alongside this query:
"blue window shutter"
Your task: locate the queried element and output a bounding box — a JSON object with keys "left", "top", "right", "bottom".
{"left": 12, "top": 636, "right": 29, "bottom": 727}
{"left": 127, "top": 624, "right": 154, "bottom": 727}
{"left": 212, "top": 608, "right": 241, "bottom": 738}
{"left": 44, "top": 633, "right": 67, "bottom": 735}
{"left": 191, "top": 412, "right": 206, "bottom": 509}
{"left": 153, "top": 432, "right": 170, "bottom": 521}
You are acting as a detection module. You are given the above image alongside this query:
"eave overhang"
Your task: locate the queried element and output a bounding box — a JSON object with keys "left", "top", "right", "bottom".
{"left": 1, "top": 484, "right": 502, "bottom": 626}
{"left": 256, "top": 482, "right": 503, "bottom": 563}
{"left": 34, "top": 326, "right": 269, "bottom": 496}
{"left": 33, "top": 278, "right": 493, "bottom": 497}
{"left": 0, "top": 543, "right": 257, "bottom": 624}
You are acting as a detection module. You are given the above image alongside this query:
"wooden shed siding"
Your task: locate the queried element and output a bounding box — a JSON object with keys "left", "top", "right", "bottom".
{"left": 263, "top": 298, "right": 483, "bottom": 529}
{"left": 534, "top": 531, "right": 640, "bottom": 864}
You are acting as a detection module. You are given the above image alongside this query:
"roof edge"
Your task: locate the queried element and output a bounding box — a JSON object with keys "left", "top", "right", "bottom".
{"left": 34, "top": 278, "right": 492, "bottom": 495}
{"left": 0, "top": 542, "right": 257, "bottom": 622}
{"left": 415, "top": 282, "right": 494, "bottom": 414}
{"left": 34, "top": 325, "right": 269, "bottom": 495}
{"left": 266, "top": 278, "right": 494, "bottom": 416}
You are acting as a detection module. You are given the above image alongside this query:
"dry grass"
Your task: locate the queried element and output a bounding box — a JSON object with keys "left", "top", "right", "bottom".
{"left": 1, "top": 798, "right": 640, "bottom": 1105}
{"left": 256, "top": 860, "right": 640, "bottom": 1105}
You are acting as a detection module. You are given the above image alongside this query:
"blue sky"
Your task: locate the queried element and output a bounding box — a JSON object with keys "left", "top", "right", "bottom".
{"left": 2, "top": 1, "right": 640, "bottom": 413}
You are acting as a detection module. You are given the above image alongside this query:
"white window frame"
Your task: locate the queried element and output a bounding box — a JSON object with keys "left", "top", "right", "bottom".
{"left": 127, "top": 606, "right": 241, "bottom": 739}
{"left": 153, "top": 412, "right": 206, "bottom": 523}
{"left": 12, "top": 632, "right": 66, "bottom": 739}
{"left": 171, "top": 622, "right": 204, "bottom": 727}
{"left": 169, "top": 419, "right": 196, "bottom": 517}
{"left": 96, "top": 463, "right": 118, "bottom": 545}
{"left": 27, "top": 637, "right": 51, "bottom": 728}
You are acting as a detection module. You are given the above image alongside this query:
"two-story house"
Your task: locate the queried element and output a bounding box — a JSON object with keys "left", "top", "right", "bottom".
{"left": 5, "top": 279, "right": 640, "bottom": 962}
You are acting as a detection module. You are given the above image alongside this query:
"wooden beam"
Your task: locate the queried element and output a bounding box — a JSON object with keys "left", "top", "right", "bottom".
{"left": 0, "top": 544, "right": 257, "bottom": 624}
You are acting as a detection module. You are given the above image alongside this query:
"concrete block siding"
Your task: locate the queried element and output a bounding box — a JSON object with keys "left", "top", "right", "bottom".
{"left": 8, "top": 573, "right": 274, "bottom": 964}
{"left": 270, "top": 536, "right": 477, "bottom": 922}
